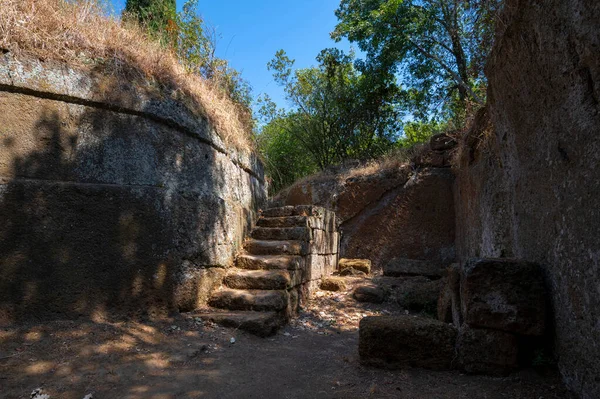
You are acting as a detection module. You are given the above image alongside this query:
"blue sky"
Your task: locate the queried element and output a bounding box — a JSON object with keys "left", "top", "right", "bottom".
{"left": 109, "top": 0, "right": 355, "bottom": 109}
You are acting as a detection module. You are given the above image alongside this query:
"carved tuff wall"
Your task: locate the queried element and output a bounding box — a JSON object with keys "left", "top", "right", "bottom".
{"left": 0, "top": 54, "right": 267, "bottom": 321}
{"left": 272, "top": 154, "right": 456, "bottom": 271}
{"left": 454, "top": 1, "right": 600, "bottom": 397}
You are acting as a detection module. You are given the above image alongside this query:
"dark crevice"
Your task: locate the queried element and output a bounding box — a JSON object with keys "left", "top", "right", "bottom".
{"left": 581, "top": 66, "right": 599, "bottom": 106}
{"left": 0, "top": 175, "right": 166, "bottom": 190}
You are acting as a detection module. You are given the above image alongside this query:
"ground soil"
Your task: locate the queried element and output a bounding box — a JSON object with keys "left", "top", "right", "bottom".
{"left": 0, "top": 277, "right": 573, "bottom": 399}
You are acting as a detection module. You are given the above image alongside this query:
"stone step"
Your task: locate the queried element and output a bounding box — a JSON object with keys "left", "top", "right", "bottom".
{"left": 195, "top": 311, "right": 284, "bottom": 337}
{"left": 261, "top": 205, "right": 325, "bottom": 218}
{"left": 384, "top": 258, "right": 445, "bottom": 279}
{"left": 261, "top": 206, "right": 296, "bottom": 218}
{"left": 251, "top": 227, "right": 310, "bottom": 241}
{"left": 223, "top": 269, "right": 293, "bottom": 290}
{"left": 257, "top": 216, "right": 309, "bottom": 228}
{"left": 208, "top": 289, "right": 288, "bottom": 311}
{"left": 245, "top": 239, "right": 306, "bottom": 255}
{"left": 236, "top": 254, "right": 304, "bottom": 271}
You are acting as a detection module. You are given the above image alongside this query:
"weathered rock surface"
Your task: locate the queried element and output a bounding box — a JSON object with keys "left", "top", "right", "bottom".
{"left": 319, "top": 277, "right": 347, "bottom": 292}
{"left": 208, "top": 289, "right": 288, "bottom": 312}
{"left": 384, "top": 258, "right": 444, "bottom": 279}
{"left": 195, "top": 311, "right": 283, "bottom": 337}
{"left": 460, "top": 259, "right": 546, "bottom": 336}
{"left": 396, "top": 279, "right": 442, "bottom": 313}
{"left": 429, "top": 133, "right": 457, "bottom": 151}
{"left": 272, "top": 166, "right": 455, "bottom": 271}
{"left": 457, "top": 327, "right": 519, "bottom": 376}
{"left": 236, "top": 254, "right": 303, "bottom": 271}
{"left": 338, "top": 258, "right": 371, "bottom": 275}
{"left": 251, "top": 227, "right": 310, "bottom": 241}
{"left": 454, "top": 1, "right": 600, "bottom": 396}
{"left": 244, "top": 240, "right": 307, "bottom": 256}
{"left": 437, "top": 263, "right": 461, "bottom": 326}
{"left": 223, "top": 269, "right": 295, "bottom": 290}
{"left": 0, "top": 54, "right": 266, "bottom": 321}
{"left": 174, "top": 266, "right": 227, "bottom": 312}
{"left": 353, "top": 285, "right": 386, "bottom": 304}
{"left": 359, "top": 316, "right": 457, "bottom": 370}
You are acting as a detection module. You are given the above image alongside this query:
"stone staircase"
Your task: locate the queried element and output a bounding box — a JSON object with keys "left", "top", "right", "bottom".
{"left": 195, "top": 206, "right": 339, "bottom": 337}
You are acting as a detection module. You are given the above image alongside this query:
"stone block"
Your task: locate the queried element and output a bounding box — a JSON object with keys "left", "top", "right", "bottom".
{"left": 461, "top": 258, "right": 546, "bottom": 336}
{"left": 319, "top": 277, "right": 347, "bottom": 292}
{"left": 245, "top": 240, "right": 307, "bottom": 256}
{"left": 430, "top": 133, "right": 457, "bottom": 151}
{"left": 384, "top": 258, "right": 444, "bottom": 279}
{"left": 208, "top": 289, "right": 288, "bottom": 312}
{"left": 397, "top": 279, "right": 442, "bottom": 314}
{"left": 261, "top": 206, "right": 295, "bottom": 217}
{"left": 359, "top": 316, "right": 457, "bottom": 370}
{"left": 305, "top": 254, "right": 336, "bottom": 283}
{"left": 339, "top": 258, "right": 371, "bottom": 274}
{"left": 251, "top": 227, "right": 310, "bottom": 241}
{"left": 309, "top": 230, "right": 339, "bottom": 254}
{"left": 174, "top": 264, "right": 227, "bottom": 312}
{"left": 353, "top": 285, "right": 386, "bottom": 304}
{"left": 457, "top": 326, "right": 519, "bottom": 376}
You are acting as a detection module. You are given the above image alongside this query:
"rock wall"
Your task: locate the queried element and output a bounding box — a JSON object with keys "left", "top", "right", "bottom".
{"left": 0, "top": 54, "right": 266, "bottom": 322}
{"left": 273, "top": 163, "right": 455, "bottom": 270}
{"left": 454, "top": 1, "right": 600, "bottom": 397}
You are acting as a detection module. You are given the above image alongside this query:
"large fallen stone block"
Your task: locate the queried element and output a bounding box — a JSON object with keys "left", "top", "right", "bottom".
{"left": 353, "top": 285, "right": 386, "bottom": 303}
{"left": 461, "top": 258, "right": 546, "bottom": 336}
{"left": 384, "top": 258, "right": 444, "bottom": 279}
{"left": 339, "top": 258, "right": 371, "bottom": 274}
{"left": 457, "top": 326, "right": 518, "bottom": 376}
{"left": 359, "top": 315, "right": 457, "bottom": 370}
{"left": 319, "top": 277, "right": 347, "bottom": 292}
{"left": 397, "top": 278, "right": 442, "bottom": 314}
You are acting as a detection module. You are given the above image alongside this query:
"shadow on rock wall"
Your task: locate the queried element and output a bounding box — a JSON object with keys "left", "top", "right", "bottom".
{"left": 0, "top": 64, "right": 261, "bottom": 323}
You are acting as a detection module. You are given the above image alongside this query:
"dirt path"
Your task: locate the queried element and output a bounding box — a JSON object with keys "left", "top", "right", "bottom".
{"left": 0, "top": 281, "right": 573, "bottom": 399}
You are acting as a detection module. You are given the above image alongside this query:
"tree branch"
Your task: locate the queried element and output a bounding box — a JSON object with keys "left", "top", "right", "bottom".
{"left": 407, "top": 37, "right": 483, "bottom": 104}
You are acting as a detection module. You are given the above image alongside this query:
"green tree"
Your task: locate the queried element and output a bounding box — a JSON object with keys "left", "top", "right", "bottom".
{"left": 255, "top": 96, "right": 318, "bottom": 192}
{"left": 333, "top": 0, "right": 500, "bottom": 120}
{"left": 174, "top": 0, "right": 251, "bottom": 106}
{"left": 124, "top": 0, "right": 177, "bottom": 44}
{"left": 264, "top": 48, "right": 402, "bottom": 171}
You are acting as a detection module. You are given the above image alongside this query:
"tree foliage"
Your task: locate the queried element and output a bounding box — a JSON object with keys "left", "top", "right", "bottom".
{"left": 123, "top": 0, "right": 251, "bottom": 108}
{"left": 261, "top": 49, "right": 402, "bottom": 173}
{"left": 174, "top": 0, "right": 251, "bottom": 106}
{"left": 255, "top": 96, "right": 319, "bottom": 192}
{"left": 124, "top": 0, "right": 177, "bottom": 42}
{"left": 333, "top": 0, "right": 500, "bottom": 120}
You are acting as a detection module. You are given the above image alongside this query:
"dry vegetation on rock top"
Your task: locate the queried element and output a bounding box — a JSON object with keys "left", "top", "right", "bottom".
{"left": 0, "top": 0, "right": 253, "bottom": 151}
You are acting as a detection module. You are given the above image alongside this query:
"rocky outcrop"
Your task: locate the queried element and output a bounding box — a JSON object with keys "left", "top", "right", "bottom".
{"left": 273, "top": 160, "right": 456, "bottom": 270}
{"left": 454, "top": 1, "right": 600, "bottom": 397}
{"left": 0, "top": 54, "right": 266, "bottom": 322}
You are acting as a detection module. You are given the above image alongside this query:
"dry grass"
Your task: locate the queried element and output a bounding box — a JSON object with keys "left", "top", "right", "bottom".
{"left": 0, "top": 0, "right": 253, "bottom": 151}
